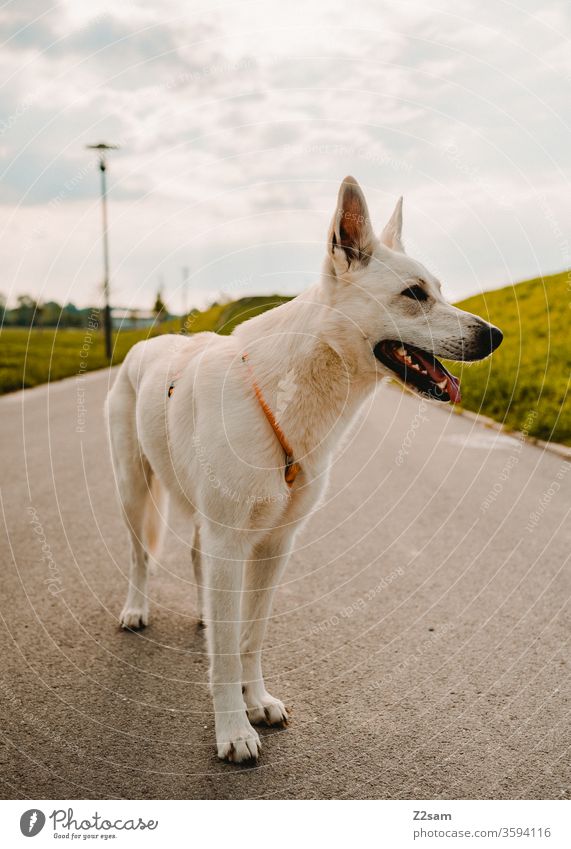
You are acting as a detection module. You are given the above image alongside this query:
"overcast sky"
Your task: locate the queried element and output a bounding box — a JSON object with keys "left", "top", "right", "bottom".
{"left": 1, "top": 0, "right": 569, "bottom": 312}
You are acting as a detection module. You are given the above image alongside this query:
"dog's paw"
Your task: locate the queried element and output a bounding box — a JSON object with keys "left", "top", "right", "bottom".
{"left": 246, "top": 693, "right": 289, "bottom": 727}
{"left": 120, "top": 604, "right": 148, "bottom": 630}
{"left": 217, "top": 724, "right": 261, "bottom": 764}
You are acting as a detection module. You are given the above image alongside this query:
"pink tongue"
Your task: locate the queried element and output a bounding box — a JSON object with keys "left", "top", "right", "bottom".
{"left": 444, "top": 373, "right": 462, "bottom": 404}
{"left": 413, "top": 350, "right": 462, "bottom": 404}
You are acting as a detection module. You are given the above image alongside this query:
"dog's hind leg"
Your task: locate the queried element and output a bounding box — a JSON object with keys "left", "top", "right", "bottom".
{"left": 107, "top": 375, "right": 168, "bottom": 630}
{"left": 191, "top": 523, "right": 205, "bottom": 627}
{"left": 240, "top": 531, "right": 293, "bottom": 727}
{"left": 121, "top": 518, "right": 150, "bottom": 630}
{"left": 120, "top": 473, "right": 168, "bottom": 629}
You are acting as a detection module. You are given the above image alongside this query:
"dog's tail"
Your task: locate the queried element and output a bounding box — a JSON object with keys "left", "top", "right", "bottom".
{"left": 143, "top": 474, "right": 169, "bottom": 559}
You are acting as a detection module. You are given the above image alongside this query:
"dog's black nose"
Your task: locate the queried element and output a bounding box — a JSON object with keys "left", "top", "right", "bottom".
{"left": 475, "top": 323, "right": 503, "bottom": 358}
{"left": 465, "top": 323, "right": 504, "bottom": 361}
{"left": 488, "top": 324, "right": 503, "bottom": 352}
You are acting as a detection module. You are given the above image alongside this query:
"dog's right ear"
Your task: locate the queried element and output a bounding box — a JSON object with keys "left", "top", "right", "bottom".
{"left": 379, "top": 196, "right": 404, "bottom": 252}
{"left": 328, "top": 176, "right": 375, "bottom": 272}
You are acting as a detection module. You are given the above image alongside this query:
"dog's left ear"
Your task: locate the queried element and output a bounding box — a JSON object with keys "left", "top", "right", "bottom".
{"left": 379, "top": 197, "right": 404, "bottom": 252}
{"left": 329, "top": 176, "right": 375, "bottom": 271}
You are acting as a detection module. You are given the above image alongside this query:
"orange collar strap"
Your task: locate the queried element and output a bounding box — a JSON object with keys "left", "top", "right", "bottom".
{"left": 241, "top": 353, "right": 301, "bottom": 487}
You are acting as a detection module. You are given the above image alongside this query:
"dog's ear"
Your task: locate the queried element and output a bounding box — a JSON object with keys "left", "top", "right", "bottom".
{"left": 379, "top": 196, "right": 404, "bottom": 252}
{"left": 329, "top": 176, "right": 375, "bottom": 270}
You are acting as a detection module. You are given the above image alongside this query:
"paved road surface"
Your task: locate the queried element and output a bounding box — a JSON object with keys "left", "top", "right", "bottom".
{"left": 1, "top": 367, "right": 569, "bottom": 799}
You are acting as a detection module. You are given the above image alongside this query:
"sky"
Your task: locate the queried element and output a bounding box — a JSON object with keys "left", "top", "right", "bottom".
{"left": 0, "top": 0, "right": 569, "bottom": 313}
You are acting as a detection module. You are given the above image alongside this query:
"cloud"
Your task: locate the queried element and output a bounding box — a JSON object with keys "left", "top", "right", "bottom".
{"left": 0, "top": 0, "right": 569, "bottom": 308}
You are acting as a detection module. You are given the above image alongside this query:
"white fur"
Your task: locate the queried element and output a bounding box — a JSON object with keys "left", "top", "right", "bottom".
{"left": 106, "top": 177, "right": 500, "bottom": 763}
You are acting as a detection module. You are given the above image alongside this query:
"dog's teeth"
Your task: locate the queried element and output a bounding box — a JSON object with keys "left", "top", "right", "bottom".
{"left": 437, "top": 379, "right": 447, "bottom": 390}
{"left": 397, "top": 346, "right": 406, "bottom": 356}
{"left": 421, "top": 369, "right": 428, "bottom": 375}
{"left": 405, "top": 356, "right": 412, "bottom": 364}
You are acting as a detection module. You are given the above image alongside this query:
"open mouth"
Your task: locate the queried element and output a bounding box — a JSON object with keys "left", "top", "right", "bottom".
{"left": 374, "top": 340, "right": 461, "bottom": 403}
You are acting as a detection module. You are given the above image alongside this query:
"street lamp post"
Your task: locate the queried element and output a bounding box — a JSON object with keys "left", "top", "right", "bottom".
{"left": 86, "top": 142, "right": 119, "bottom": 362}
{"left": 182, "top": 265, "right": 189, "bottom": 330}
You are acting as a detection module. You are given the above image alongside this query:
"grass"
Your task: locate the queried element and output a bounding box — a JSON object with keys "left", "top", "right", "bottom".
{"left": 0, "top": 324, "right": 162, "bottom": 394}
{"left": 187, "top": 295, "right": 293, "bottom": 335}
{"left": 0, "top": 295, "right": 291, "bottom": 395}
{"left": 1, "top": 273, "right": 569, "bottom": 444}
{"left": 446, "top": 270, "right": 571, "bottom": 445}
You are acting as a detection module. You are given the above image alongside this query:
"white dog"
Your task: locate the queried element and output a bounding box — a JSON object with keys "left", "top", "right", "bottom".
{"left": 106, "top": 177, "right": 502, "bottom": 763}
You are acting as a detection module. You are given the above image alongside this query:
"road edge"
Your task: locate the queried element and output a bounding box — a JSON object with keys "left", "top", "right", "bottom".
{"left": 3, "top": 367, "right": 571, "bottom": 462}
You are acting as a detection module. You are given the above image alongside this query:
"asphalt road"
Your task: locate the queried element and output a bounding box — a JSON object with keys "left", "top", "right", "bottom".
{"left": 1, "top": 367, "right": 570, "bottom": 800}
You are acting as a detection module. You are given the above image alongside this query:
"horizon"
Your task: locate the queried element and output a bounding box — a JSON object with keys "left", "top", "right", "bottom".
{"left": 3, "top": 264, "right": 570, "bottom": 316}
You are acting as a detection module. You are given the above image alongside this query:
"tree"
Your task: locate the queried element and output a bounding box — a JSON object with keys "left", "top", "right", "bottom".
{"left": 16, "top": 295, "right": 37, "bottom": 326}
{"left": 62, "top": 302, "right": 83, "bottom": 328}
{"left": 40, "top": 301, "right": 62, "bottom": 327}
{"left": 153, "top": 289, "right": 167, "bottom": 322}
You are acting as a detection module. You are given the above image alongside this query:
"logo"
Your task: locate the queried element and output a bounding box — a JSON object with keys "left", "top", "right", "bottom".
{"left": 20, "top": 809, "right": 46, "bottom": 837}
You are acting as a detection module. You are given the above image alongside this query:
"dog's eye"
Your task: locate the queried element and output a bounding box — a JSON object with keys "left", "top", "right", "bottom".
{"left": 401, "top": 285, "right": 428, "bottom": 301}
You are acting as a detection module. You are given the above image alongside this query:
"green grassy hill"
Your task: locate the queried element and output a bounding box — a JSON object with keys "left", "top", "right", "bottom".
{"left": 187, "top": 295, "right": 292, "bottom": 335}
{"left": 447, "top": 270, "right": 571, "bottom": 444}
{"left": 1, "top": 274, "right": 569, "bottom": 444}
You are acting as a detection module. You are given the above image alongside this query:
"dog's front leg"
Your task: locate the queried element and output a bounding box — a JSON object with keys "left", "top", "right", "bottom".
{"left": 202, "top": 527, "right": 261, "bottom": 763}
{"left": 240, "top": 531, "right": 293, "bottom": 727}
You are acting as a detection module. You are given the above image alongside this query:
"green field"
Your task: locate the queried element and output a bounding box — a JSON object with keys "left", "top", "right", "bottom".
{"left": 1, "top": 275, "right": 570, "bottom": 444}
{"left": 0, "top": 296, "right": 292, "bottom": 395}
{"left": 448, "top": 270, "right": 571, "bottom": 445}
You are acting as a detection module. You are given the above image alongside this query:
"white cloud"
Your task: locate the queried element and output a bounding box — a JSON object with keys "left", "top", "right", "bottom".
{"left": 0, "top": 0, "right": 569, "bottom": 309}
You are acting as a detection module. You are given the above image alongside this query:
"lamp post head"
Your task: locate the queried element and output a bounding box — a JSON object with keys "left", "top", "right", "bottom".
{"left": 86, "top": 143, "right": 120, "bottom": 151}
{"left": 86, "top": 143, "right": 120, "bottom": 171}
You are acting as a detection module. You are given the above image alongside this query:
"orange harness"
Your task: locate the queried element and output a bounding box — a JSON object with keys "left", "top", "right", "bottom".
{"left": 167, "top": 356, "right": 301, "bottom": 487}
{"left": 241, "top": 354, "right": 301, "bottom": 487}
